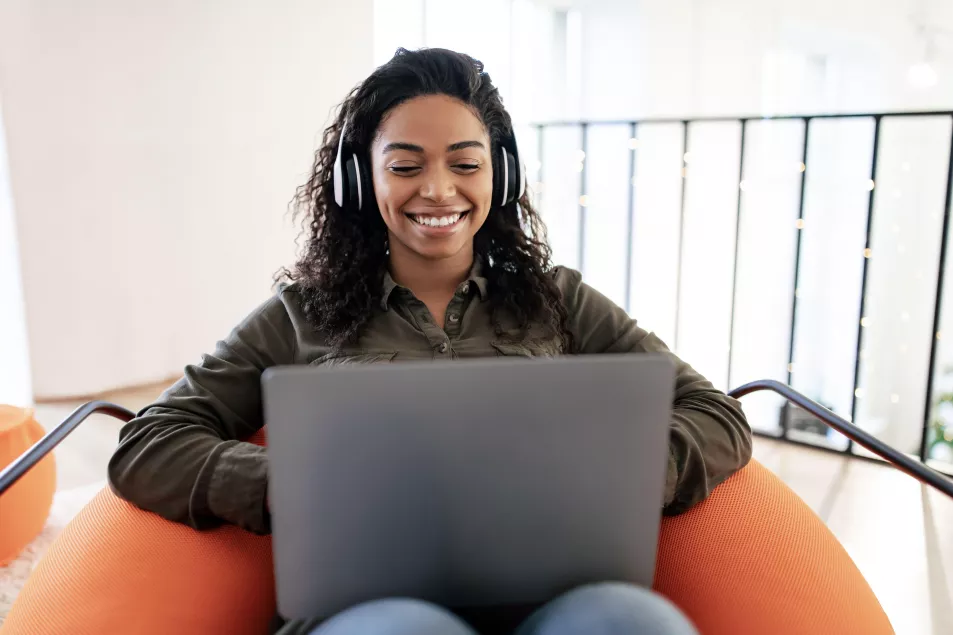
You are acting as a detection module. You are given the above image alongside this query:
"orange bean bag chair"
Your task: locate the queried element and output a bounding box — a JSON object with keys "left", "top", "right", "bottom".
{"left": 1, "top": 437, "right": 892, "bottom": 635}
{"left": 0, "top": 406, "right": 55, "bottom": 566}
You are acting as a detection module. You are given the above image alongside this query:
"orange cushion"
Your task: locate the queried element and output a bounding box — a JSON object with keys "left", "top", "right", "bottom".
{"left": 654, "top": 460, "right": 893, "bottom": 634}
{"left": 3, "top": 458, "right": 893, "bottom": 635}
{"left": 3, "top": 426, "right": 273, "bottom": 635}
{"left": 0, "top": 406, "right": 56, "bottom": 566}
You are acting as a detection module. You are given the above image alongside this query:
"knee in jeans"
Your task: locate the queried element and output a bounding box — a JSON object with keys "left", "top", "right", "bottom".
{"left": 561, "top": 582, "right": 654, "bottom": 602}
{"left": 313, "top": 598, "right": 475, "bottom": 635}
{"left": 536, "top": 583, "right": 697, "bottom": 635}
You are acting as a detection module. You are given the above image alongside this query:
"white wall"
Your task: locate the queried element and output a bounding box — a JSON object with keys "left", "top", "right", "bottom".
{"left": 0, "top": 0, "right": 374, "bottom": 398}
{"left": 569, "top": 0, "right": 953, "bottom": 120}
{"left": 0, "top": 105, "right": 33, "bottom": 407}
{"left": 373, "top": 0, "right": 563, "bottom": 126}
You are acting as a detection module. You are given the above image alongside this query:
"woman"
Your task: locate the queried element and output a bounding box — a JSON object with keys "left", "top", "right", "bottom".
{"left": 109, "top": 48, "right": 751, "bottom": 635}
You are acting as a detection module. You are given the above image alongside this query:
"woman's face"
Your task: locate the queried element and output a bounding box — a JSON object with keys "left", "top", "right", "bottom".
{"left": 370, "top": 94, "right": 493, "bottom": 265}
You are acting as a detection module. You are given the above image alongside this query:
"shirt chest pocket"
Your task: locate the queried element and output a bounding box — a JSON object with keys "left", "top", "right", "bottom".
{"left": 309, "top": 351, "right": 398, "bottom": 367}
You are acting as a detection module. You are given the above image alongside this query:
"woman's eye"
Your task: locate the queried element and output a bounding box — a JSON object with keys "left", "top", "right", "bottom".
{"left": 454, "top": 163, "right": 480, "bottom": 173}
{"left": 389, "top": 166, "right": 421, "bottom": 175}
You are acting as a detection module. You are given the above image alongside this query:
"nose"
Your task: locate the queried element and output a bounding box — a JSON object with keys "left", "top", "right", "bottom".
{"left": 419, "top": 167, "right": 456, "bottom": 203}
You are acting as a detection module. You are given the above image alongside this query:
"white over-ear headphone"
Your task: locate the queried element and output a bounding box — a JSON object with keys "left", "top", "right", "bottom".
{"left": 333, "top": 120, "right": 366, "bottom": 211}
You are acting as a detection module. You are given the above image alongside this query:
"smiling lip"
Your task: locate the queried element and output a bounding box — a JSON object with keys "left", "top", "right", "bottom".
{"left": 405, "top": 209, "right": 470, "bottom": 231}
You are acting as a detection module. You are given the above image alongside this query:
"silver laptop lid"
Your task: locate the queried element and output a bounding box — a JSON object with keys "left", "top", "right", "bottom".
{"left": 263, "top": 354, "right": 675, "bottom": 620}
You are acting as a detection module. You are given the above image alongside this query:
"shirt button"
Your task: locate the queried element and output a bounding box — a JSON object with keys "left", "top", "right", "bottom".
{"left": 460, "top": 282, "right": 470, "bottom": 294}
{"left": 448, "top": 314, "right": 460, "bottom": 324}
{"left": 438, "top": 342, "right": 449, "bottom": 354}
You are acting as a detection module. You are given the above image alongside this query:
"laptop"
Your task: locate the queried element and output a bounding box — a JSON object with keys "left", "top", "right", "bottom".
{"left": 262, "top": 354, "right": 675, "bottom": 620}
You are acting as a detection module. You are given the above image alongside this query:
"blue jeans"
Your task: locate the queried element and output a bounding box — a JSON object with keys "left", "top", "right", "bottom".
{"left": 305, "top": 583, "right": 698, "bottom": 634}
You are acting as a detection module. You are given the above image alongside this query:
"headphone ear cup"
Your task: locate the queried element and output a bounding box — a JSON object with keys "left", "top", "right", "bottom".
{"left": 344, "top": 157, "right": 360, "bottom": 211}
{"left": 493, "top": 147, "right": 519, "bottom": 207}
{"left": 337, "top": 153, "right": 373, "bottom": 212}
{"left": 504, "top": 149, "right": 517, "bottom": 206}
{"left": 508, "top": 151, "right": 519, "bottom": 205}
{"left": 333, "top": 153, "right": 345, "bottom": 209}
{"left": 333, "top": 122, "right": 350, "bottom": 209}
{"left": 516, "top": 158, "right": 526, "bottom": 200}
{"left": 492, "top": 147, "right": 505, "bottom": 208}
{"left": 355, "top": 155, "right": 374, "bottom": 212}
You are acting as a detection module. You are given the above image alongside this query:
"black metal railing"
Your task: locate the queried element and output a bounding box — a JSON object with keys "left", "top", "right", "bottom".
{"left": 0, "top": 401, "right": 135, "bottom": 495}
{"left": 730, "top": 380, "right": 953, "bottom": 499}
{"left": 2, "top": 388, "right": 951, "bottom": 500}
{"left": 534, "top": 110, "right": 953, "bottom": 474}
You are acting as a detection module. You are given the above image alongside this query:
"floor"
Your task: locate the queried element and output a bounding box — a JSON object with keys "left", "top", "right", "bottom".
{"left": 29, "top": 385, "right": 953, "bottom": 635}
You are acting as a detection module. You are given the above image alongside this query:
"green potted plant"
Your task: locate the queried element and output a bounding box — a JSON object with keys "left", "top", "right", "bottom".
{"left": 928, "top": 372, "right": 953, "bottom": 465}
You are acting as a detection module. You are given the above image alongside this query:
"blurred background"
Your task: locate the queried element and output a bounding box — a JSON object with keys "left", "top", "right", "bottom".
{"left": 1, "top": 2, "right": 953, "bottom": 631}
{"left": 4, "top": 0, "right": 953, "bottom": 471}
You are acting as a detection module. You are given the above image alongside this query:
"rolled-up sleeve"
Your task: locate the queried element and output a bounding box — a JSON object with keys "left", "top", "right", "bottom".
{"left": 557, "top": 268, "right": 752, "bottom": 514}
{"left": 108, "top": 291, "right": 297, "bottom": 534}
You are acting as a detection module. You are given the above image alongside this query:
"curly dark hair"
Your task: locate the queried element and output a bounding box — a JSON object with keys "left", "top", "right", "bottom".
{"left": 282, "top": 48, "right": 572, "bottom": 352}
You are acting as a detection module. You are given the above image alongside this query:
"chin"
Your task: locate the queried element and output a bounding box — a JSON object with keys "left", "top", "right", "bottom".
{"left": 409, "top": 241, "right": 471, "bottom": 261}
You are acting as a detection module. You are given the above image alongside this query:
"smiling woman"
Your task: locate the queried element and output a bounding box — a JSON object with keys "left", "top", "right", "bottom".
{"left": 283, "top": 48, "right": 568, "bottom": 347}
{"left": 105, "top": 47, "right": 751, "bottom": 635}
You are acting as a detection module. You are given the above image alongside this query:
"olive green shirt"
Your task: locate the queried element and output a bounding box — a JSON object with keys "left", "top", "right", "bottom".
{"left": 108, "top": 265, "right": 751, "bottom": 536}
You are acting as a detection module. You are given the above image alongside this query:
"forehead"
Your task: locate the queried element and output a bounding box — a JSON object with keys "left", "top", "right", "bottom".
{"left": 373, "top": 94, "right": 489, "bottom": 149}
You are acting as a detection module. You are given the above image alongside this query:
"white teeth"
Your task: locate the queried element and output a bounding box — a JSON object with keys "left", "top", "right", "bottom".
{"left": 412, "top": 213, "right": 463, "bottom": 228}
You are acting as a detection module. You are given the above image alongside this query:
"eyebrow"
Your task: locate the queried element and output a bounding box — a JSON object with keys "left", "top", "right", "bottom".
{"left": 381, "top": 140, "right": 486, "bottom": 154}
{"left": 447, "top": 140, "right": 486, "bottom": 152}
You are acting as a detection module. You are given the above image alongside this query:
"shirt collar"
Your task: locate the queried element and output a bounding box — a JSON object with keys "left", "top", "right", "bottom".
{"left": 380, "top": 258, "right": 488, "bottom": 310}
